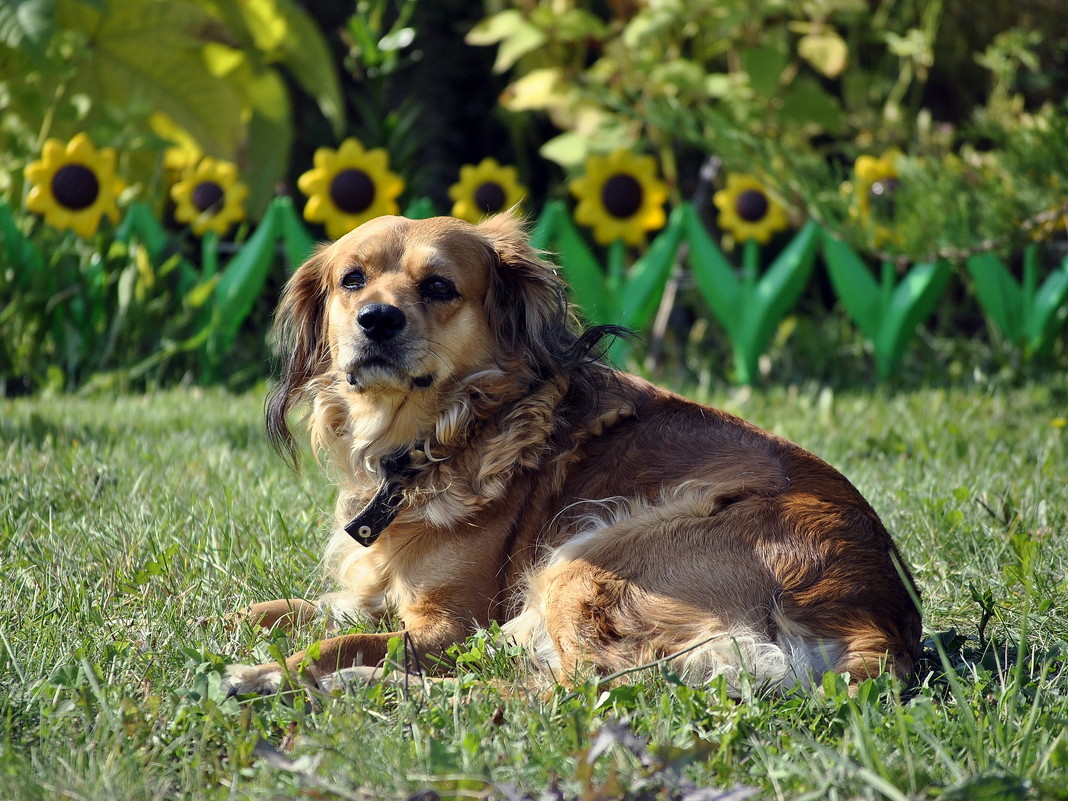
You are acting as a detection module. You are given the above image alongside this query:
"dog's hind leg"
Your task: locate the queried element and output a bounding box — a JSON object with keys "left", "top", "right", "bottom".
{"left": 510, "top": 496, "right": 798, "bottom": 691}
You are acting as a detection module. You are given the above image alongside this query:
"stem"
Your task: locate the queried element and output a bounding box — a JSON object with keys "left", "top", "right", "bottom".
{"left": 606, "top": 239, "right": 626, "bottom": 295}
{"left": 742, "top": 238, "right": 761, "bottom": 287}
{"left": 201, "top": 232, "right": 220, "bottom": 279}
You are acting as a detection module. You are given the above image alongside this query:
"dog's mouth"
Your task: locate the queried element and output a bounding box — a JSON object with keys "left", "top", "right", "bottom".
{"left": 344, "top": 358, "right": 435, "bottom": 392}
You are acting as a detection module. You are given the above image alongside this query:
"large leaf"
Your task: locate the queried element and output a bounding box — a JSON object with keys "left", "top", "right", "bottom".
{"left": 1029, "top": 249, "right": 1068, "bottom": 355}
{"left": 745, "top": 220, "right": 820, "bottom": 351}
{"left": 465, "top": 10, "right": 546, "bottom": 73}
{"left": 115, "top": 202, "right": 171, "bottom": 261}
{"left": 876, "top": 259, "right": 951, "bottom": 379}
{"left": 681, "top": 203, "right": 741, "bottom": 325}
{"left": 822, "top": 233, "right": 881, "bottom": 341}
{"left": 273, "top": 195, "right": 317, "bottom": 270}
{"left": 267, "top": 0, "right": 344, "bottom": 135}
{"left": 242, "top": 68, "right": 293, "bottom": 217}
{"left": 55, "top": 0, "right": 244, "bottom": 158}
{"left": 0, "top": 199, "right": 44, "bottom": 286}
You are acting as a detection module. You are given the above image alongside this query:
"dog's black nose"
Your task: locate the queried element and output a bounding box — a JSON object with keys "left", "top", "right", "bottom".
{"left": 357, "top": 303, "right": 406, "bottom": 342}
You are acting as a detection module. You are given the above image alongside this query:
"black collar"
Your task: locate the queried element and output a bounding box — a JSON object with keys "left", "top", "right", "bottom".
{"left": 343, "top": 451, "right": 414, "bottom": 547}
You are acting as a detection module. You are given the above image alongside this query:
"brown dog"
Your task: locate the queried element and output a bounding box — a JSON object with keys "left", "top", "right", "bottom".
{"left": 223, "top": 213, "right": 921, "bottom": 696}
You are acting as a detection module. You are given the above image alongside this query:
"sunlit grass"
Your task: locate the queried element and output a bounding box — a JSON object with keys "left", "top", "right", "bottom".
{"left": 2, "top": 374, "right": 1066, "bottom": 800}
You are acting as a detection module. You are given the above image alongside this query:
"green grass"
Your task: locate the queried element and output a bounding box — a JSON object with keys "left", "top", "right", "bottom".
{"left": 2, "top": 375, "right": 1067, "bottom": 800}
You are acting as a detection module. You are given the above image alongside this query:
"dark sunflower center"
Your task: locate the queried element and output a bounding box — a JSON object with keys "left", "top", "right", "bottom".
{"left": 191, "top": 181, "right": 224, "bottom": 213}
{"left": 474, "top": 181, "right": 506, "bottom": 214}
{"left": 735, "top": 189, "right": 769, "bottom": 223}
{"left": 51, "top": 164, "right": 100, "bottom": 211}
{"left": 601, "top": 174, "right": 643, "bottom": 219}
{"left": 330, "top": 169, "right": 376, "bottom": 215}
{"left": 868, "top": 178, "right": 900, "bottom": 217}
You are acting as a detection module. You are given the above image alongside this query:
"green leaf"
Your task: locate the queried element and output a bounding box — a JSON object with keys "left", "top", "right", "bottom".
{"left": 967, "top": 246, "right": 1068, "bottom": 357}
{"left": 0, "top": 0, "right": 55, "bottom": 57}
{"left": 826, "top": 235, "right": 950, "bottom": 380}
{"left": 797, "top": 31, "right": 849, "bottom": 78}
{"left": 115, "top": 202, "right": 170, "bottom": 261}
{"left": 682, "top": 202, "right": 741, "bottom": 327}
{"left": 267, "top": 0, "right": 345, "bottom": 135}
{"left": 740, "top": 43, "right": 790, "bottom": 97}
{"left": 272, "top": 195, "right": 317, "bottom": 270}
{"left": 745, "top": 220, "right": 820, "bottom": 348}
{"left": 0, "top": 199, "right": 44, "bottom": 286}
{"left": 55, "top": 0, "right": 245, "bottom": 158}
{"left": 531, "top": 201, "right": 611, "bottom": 324}
{"left": 184, "top": 275, "right": 220, "bottom": 310}
{"left": 204, "top": 201, "right": 281, "bottom": 367}
{"left": 684, "top": 209, "right": 816, "bottom": 383}
{"left": 466, "top": 10, "right": 546, "bottom": 73}
{"left": 779, "top": 76, "right": 842, "bottom": 133}
{"left": 822, "top": 233, "right": 881, "bottom": 341}
{"left": 403, "top": 197, "right": 437, "bottom": 220}
{"left": 1028, "top": 252, "right": 1068, "bottom": 356}
{"left": 616, "top": 204, "right": 687, "bottom": 330}
{"left": 242, "top": 68, "right": 293, "bottom": 218}
{"left": 966, "top": 252, "right": 1025, "bottom": 342}
{"left": 876, "top": 259, "right": 951, "bottom": 379}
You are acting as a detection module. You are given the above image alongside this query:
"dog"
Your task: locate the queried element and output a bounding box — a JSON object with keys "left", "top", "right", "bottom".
{"left": 222, "top": 212, "right": 921, "bottom": 696}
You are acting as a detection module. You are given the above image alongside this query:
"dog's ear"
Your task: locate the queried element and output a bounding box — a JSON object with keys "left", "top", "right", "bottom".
{"left": 266, "top": 243, "right": 333, "bottom": 467}
{"left": 478, "top": 213, "right": 577, "bottom": 372}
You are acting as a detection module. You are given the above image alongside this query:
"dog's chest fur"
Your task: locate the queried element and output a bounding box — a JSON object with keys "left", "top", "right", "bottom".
{"left": 320, "top": 372, "right": 656, "bottom": 623}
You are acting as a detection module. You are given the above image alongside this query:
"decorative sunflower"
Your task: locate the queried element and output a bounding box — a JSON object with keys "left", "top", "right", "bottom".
{"left": 712, "top": 174, "right": 790, "bottom": 245}
{"left": 24, "top": 133, "right": 125, "bottom": 238}
{"left": 854, "top": 149, "right": 902, "bottom": 221}
{"left": 569, "top": 149, "right": 668, "bottom": 246}
{"left": 170, "top": 157, "right": 249, "bottom": 237}
{"left": 297, "top": 138, "right": 405, "bottom": 239}
{"left": 448, "top": 158, "right": 527, "bottom": 223}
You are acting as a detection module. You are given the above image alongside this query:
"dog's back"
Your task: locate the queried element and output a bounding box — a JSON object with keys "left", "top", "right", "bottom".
{"left": 501, "top": 371, "right": 921, "bottom": 690}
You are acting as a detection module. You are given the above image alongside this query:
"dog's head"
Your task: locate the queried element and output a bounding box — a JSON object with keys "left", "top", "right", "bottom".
{"left": 267, "top": 213, "right": 613, "bottom": 467}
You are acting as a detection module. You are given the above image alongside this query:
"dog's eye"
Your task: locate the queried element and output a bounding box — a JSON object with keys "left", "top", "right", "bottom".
{"left": 420, "top": 275, "right": 459, "bottom": 301}
{"left": 340, "top": 269, "right": 366, "bottom": 291}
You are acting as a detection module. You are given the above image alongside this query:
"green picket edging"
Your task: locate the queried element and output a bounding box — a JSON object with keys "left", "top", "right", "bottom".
{"left": 6, "top": 192, "right": 1068, "bottom": 388}
{"left": 531, "top": 200, "right": 614, "bottom": 325}
{"left": 530, "top": 200, "right": 687, "bottom": 364}
{"left": 685, "top": 205, "right": 821, "bottom": 384}
{"left": 201, "top": 196, "right": 317, "bottom": 379}
{"left": 822, "top": 233, "right": 953, "bottom": 380}
{"left": 967, "top": 245, "right": 1068, "bottom": 358}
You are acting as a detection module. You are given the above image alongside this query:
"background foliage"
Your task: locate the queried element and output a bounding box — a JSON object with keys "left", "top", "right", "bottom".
{"left": 1, "top": 0, "right": 1067, "bottom": 393}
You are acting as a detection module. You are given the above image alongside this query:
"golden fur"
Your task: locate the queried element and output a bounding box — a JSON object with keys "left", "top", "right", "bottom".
{"left": 223, "top": 213, "right": 921, "bottom": 696}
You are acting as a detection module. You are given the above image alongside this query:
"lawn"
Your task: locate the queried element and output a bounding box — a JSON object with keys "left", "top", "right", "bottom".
{"left": 1, "top": 375, "right": 1067, "bottom": 800}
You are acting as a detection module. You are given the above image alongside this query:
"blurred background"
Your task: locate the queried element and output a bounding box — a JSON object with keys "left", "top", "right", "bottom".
{"left": 2, "top": 0, "right": 1067, "bottom": 392}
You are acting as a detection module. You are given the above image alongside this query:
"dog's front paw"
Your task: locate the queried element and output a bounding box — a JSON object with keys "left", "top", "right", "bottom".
{"left": 222, "top": 663, "right": 288, "bottom": 697}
